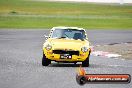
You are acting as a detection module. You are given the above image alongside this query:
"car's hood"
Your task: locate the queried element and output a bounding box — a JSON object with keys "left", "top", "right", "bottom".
{"left": 48, "top": 38, "right": 88, "bottom": 51}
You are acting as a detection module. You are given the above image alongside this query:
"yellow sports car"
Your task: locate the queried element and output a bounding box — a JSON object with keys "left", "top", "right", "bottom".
{"left": 42, "top": 27, "right": 91, "bottom": 67}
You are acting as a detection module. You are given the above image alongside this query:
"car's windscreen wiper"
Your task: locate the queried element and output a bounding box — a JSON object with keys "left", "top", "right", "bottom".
{"left": 58, "top": 36, "right": 67, "bottom": 39}
{"left": 73, "top": 38, "right": 84, "bottom": 41}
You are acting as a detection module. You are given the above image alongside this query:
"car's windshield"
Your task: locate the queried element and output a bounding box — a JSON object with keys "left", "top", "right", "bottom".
{"left": 51, "top": 29, "right": 86, "bottom": 40}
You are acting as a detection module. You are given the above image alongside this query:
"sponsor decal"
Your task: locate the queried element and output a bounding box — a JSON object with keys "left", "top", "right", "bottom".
{"left": 76, "top": 66, "right": 131, "bottom": 85}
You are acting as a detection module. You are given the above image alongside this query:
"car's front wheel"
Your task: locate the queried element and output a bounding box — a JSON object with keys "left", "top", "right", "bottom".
{"left": 42, "top": 52, "right": 51, "bottom": 66}
{"left": 82, "top": 51, "right": 91, "bottom": 67}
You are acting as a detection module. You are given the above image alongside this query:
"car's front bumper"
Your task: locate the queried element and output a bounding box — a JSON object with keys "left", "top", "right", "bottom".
{"left": 43, "top": 49, "right": 90, "bottom": 62}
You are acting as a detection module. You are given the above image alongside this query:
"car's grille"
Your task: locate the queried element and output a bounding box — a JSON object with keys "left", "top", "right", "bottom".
{"left": 53, "top": 50, "right": 79, "bottom": 56}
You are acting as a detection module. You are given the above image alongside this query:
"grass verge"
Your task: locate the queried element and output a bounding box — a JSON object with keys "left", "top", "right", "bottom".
{"left": 0, "top": 0, "right": 132, "bottom": 29}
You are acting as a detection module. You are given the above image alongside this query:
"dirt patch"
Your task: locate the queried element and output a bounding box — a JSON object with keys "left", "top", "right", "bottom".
{"left": 94, "top": 43, "right": 132, "bottom": 60}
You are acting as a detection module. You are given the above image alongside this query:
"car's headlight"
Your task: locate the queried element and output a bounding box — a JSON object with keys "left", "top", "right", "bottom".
{"left": 45, "top": 44, "right": 52, "bottom": 50}
{"left": 81, "top": 47, "right": 88, "bottom": 52}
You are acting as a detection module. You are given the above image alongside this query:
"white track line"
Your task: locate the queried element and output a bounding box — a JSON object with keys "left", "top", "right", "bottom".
{"left": 90, "top": 45, "right": 122, "bottom": 59}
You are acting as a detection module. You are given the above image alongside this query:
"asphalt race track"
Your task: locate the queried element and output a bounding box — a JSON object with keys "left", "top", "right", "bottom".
{"left": 0, "top": 29, "right": 132, "bottom": 88}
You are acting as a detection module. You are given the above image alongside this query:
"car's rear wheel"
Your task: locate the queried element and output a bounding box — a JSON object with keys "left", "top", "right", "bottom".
{"left": 42, "top": 52, "right": 51, "bottom": 66}
{"left": 82, "top": 51, "right": 91, "bottom": 67}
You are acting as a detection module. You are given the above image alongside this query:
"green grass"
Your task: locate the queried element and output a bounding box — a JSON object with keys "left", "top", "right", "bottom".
{"left": 0, "top": 0, "right": 132, "bottom": 29}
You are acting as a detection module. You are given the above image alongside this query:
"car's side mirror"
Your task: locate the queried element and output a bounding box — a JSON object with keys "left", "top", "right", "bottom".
{"left": 86, "top": 37, "right": 88, "bottom": 40}
{"left": 44, "top": 35, "right": 49, "bottom": 40}
{"left": 84, "top": 34, "right": 88, "bottom": 40}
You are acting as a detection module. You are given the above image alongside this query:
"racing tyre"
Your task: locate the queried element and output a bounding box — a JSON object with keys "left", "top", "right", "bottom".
{"left": 82, "top": 51, "right": 91, "bottom": 67}
{"left": 42, "top": 52, "right": 51, "bottom": 66}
